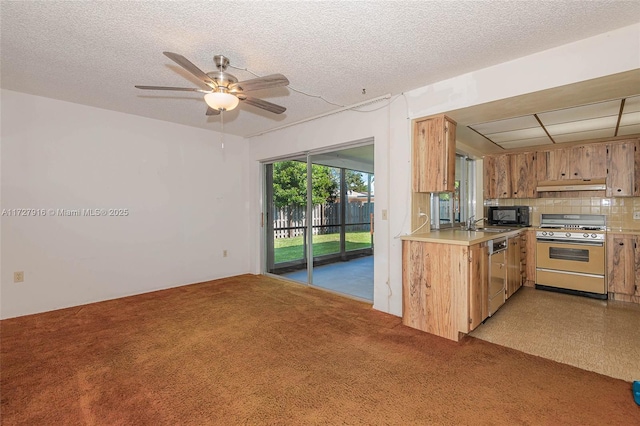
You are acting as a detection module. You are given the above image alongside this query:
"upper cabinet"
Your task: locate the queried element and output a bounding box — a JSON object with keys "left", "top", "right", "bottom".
{"left": 483, "top": 152, "right": 535, "bottom": 199}
{"left": 572, "top": 144, "right": 607, "bottom": 179}
{"left": 412, "top": 115, "right": 456, "bottom": 193}
{"left": 509, "top": 152, "right": 537, "bottom": 198}
{"left": 543, "top": 148, "right": 570, "bottom": 180}
{"left": 606, "top": 140, "right": 640, "bottom": 197}
{"left": 538, "top": 144, "right": 607, "bottom": 180}
{"left": 541, "top": 144, "right": 607, "bottom": 181}
{"left": 483, "top": 138, "right": 639, "bottom": 200}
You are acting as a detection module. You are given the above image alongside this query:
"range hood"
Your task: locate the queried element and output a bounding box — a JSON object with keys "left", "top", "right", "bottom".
{"left": 536, "top": 178, "right": 606, "bottom": 192}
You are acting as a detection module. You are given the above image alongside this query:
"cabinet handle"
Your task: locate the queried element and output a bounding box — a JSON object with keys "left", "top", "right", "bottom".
{"left": 561, "top": 173, "right": 566, "bottom": 176}
{"left": 574, "top": 173, "right": 578, "bottom": 176}
{"left": 619, "top": 242, "right": 624, "bottom": 246}
{"left": 617, "top": 189, "right": 622, "bottom": 192}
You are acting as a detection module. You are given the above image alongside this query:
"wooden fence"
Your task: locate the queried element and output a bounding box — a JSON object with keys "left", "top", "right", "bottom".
{"left": 273, "top": 202, "right": 373, "bottom": 239}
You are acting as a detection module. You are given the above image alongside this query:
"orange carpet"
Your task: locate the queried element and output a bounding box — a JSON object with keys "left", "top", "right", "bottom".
{"left": 2, "top": 274, "right": 638, "bottom": 425}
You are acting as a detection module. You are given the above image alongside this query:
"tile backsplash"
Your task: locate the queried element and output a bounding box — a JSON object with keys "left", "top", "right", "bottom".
{"left": 486, "top": 197, "right": 640, "bottom": 230}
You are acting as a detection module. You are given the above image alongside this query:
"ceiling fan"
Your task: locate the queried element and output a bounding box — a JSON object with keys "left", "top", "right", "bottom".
{"left": 135, "top": 52, "right": 289, "bottom": 115}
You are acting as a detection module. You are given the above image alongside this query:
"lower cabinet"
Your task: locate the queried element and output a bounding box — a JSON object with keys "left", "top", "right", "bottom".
{"left": 506, "top": 235, "right": 522, "bottom": 298}
{"left": 607, "top": 233, "right": 640, "bottom": 303}
{"left": 523, "top": 229, "right": 537, "bottom": 287}
{"left": 402, "top": 240, "right": 489, "bottom": 341}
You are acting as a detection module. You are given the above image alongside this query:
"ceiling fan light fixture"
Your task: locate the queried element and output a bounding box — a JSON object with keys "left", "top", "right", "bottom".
{"left": 204, "top": 91, "right": 239, "bottom": 111}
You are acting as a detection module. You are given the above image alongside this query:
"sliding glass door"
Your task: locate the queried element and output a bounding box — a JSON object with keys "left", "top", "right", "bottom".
{"left": 264, "top": 143, "right": 374, "bottom": 300}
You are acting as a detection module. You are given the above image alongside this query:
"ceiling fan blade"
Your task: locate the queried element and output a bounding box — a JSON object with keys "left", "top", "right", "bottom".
{"left": 163, "top": 52, "right": 218, "bottom": 88}
{"left": 241, "top": 96, "right": 286, "bottom": 114}
{"left": 135, "top": 85, "right": 208, "bottom": 93}
{"left": 206, "top": 107, "right": 220, "bottom": 116}
{"left": 230, "top": 74, "right": 289, "bottom": 92}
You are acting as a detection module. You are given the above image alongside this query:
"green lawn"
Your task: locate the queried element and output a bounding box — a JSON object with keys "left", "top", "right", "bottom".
{"left": 274, "top": 231, "right": 372, "bottom": 263}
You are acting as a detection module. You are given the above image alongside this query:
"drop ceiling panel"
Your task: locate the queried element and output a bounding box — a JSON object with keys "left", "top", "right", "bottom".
{"left": 486, "top": 126, "right": 548, "bottom": 143}
{"left": 617, "top": 123, "right": 640, "bottom": 136}
{"left": 619, "top": 111, "right": 640, "bottom": 126}
{"left": 552, "top": 128, "right": 616, "bottom": 143}
{"left": 498, "top": 137, "right": 554, "bottom": 149}
{"left": 623, "top": 95, "right": 640, "bottom": 113}
{"left": 470, "top": 115, "right": 539, "bottom": 135}
{"left": 537, "top": 100, "right": 621, "bottom": 125}
{"left": 544, "top": 116, "right": 618, "bottom": 136}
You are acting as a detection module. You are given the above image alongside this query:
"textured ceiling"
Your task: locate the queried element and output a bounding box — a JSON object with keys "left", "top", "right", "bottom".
{"left": 2, "top": 1, "right": 639, "bottom": 138}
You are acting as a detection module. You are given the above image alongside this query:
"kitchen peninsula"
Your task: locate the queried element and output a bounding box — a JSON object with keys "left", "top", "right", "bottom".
{"left": 400, "top": 228, "right": 526, "bottom": 342}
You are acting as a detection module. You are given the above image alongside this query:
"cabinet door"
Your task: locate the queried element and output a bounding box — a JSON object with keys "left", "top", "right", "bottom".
{"left": 606, "top": 141, "right": 638, "bottom": 197}
{"left": 509, "top": 152, "right": 536, "bottom": 198}
{"left": 607, "top": 234, "right": 636, "bottom": 295}
{"left": 412, "top": 115, "right": 456, "bottom": 193}
{"left": 506, "top": 237, "right": 521, "bottom": 298}
{"left": 545, "top": 148, "right": 571, "bottom": 180}
{"left": 494, "top": 154, "right": 511, "bottom": 198}
{"left": 524, "top": 230, "right": 536, "bottom": 286}
{"left": 468, "top": 243, "right": 489, "bottom": 330}
{"left": 570, "top": 144, "right": 607, "bottom": 179}
{"left": 483, "top": 156, "right": 497, "bottom": 199}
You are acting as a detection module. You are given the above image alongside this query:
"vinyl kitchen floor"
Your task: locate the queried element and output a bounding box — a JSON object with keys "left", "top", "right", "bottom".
{"left": 470, "top": 287, "right": 640, "bottom": 382}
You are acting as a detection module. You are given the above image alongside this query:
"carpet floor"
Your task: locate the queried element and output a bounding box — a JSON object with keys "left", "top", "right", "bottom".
{"left": 2, "top": 274, "right": 639, "bottom": 425}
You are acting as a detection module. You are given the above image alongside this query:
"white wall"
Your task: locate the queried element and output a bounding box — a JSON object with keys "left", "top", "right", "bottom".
{"left": 248, "top": 23, "right": 640, "bottom": 317}
{"left": 1, "top": 90, "right": 251, "bottom": 319}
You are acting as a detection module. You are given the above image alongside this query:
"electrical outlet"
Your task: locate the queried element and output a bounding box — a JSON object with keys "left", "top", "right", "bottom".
{"left": 382, "top": 209, "right": 388, "bottom": 220}
{"left": 14, "top": 271, "right": 24, "bottom": 283}
{"left": 633, "top": 211, "right": 640, "bottom": 220}
{"left": 223, "top": 250, "right": 228, "bottom": 257}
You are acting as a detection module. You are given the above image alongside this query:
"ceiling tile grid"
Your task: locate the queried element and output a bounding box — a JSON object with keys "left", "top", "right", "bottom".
{"left": 469, "top": 95, "right": 640, "bottom": 150}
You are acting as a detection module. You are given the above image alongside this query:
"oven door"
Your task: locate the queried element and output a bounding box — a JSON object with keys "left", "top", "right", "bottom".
{"left": 536, "top": 240, "right": 604, "bottom": 275}
{"left": 536, "top": 239, "right": 605, "bottom": 294}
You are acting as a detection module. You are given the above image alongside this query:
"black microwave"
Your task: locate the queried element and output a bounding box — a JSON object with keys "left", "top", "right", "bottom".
{"left": 487, "top": 206, "right": 531, "bottom": 227}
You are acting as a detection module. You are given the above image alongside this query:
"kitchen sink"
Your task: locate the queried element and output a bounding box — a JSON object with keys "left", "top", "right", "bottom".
{"left": 475, "top": 228, "right": 513, "bottom": 233}
{"left": 455, "top": 227, "right": 512, "bottom": 233}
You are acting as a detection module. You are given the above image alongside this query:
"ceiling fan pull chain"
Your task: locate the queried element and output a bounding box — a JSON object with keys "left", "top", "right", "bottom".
{"left": 220, "top": 109, "right": 225, "bottom": 150}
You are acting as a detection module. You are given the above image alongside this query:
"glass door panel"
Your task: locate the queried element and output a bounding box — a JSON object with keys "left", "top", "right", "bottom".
{"left": 265, "top": 159, "right": 309, "bottom": 283}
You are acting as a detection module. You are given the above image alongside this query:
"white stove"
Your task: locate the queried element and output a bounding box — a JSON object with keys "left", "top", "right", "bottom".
{"left": 535, "top": 214, "right": 607, "bottom": 299}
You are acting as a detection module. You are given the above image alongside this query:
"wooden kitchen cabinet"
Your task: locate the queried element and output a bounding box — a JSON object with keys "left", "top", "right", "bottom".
{"left": 412, "top": 115, "right": 456, "bottom": 193}
{"left": 523, "top": 229, "right": 536, "bottom": 287}
{"left": 543, "top": 145, "right": 608, "bottom": 181}
{"left": 506, "top": 235, "right": 522, "bottom": 298}
{"left": 606, "top": 233, "right": 640, "bottom": 301}
{"left": 544, "top": 148, "right": 570, "bottom": 180}
{"left": 468, "top": 243, "right": 489, "bottom": 330}
{"left": 483, "top": 153, "right": 511, "bottom": 199}
{"left": 571, "top": 144, "right": 607, "bottom": 179}
{"left": 402, "top": 240, "right": 488, "bottom": 341}
{"left": 509, "top": 152, "right": 537, "bottom": 198}
{"left": 606, "top": 140, "right": 640, "bottom": 197}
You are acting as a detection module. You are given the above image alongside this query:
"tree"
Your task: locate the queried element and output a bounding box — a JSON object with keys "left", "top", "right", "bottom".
{"left": 272, "top": 161, "right": 337, "bottom": 236}
{"left": 345, "top": 170, "right": 369, "bottom": 193}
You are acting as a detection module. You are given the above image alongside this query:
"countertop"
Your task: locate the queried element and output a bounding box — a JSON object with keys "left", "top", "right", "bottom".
{"left": 400, "top": 227, "right": 528, "bottom": 246}
{"left": 401, "top": 226, "right": 640, "bottom": 244}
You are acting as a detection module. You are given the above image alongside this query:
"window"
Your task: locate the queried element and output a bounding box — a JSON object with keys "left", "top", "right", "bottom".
{"left": 430, "top": 155, "right": 476, "bottom": 229}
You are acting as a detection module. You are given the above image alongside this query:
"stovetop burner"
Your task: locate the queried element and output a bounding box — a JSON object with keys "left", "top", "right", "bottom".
{"left": 539, "top": 214, "right": 606, "bottom": 231}
{"left": 538, "top": 214, "right": 606, "bottom": 242}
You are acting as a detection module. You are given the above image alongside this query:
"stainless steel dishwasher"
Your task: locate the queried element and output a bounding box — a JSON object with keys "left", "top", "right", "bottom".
{"left": 488, "top": 237, "right": 508, "bottom": 316}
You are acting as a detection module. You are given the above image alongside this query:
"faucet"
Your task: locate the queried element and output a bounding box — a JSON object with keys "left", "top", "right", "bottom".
{"left": 464, "top": 215, "right": 485, "bottom": 231}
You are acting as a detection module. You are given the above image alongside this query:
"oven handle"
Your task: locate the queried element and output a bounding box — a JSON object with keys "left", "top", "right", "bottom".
{"left": 536, "top": 268, "right": 605, "bottom": 279}
{"left": 536, "top": 238, "right": 604, "bottom": 247}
